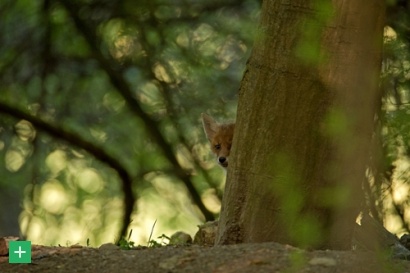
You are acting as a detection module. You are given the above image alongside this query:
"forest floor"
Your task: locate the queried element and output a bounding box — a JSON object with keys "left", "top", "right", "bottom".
{"left": 0, "top": 241, "right": 410, "bottom": 273}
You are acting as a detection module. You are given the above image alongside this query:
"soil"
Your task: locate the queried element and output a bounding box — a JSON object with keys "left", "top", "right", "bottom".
{"left": 1, "top": 242, "right": 409, "bottom": 273}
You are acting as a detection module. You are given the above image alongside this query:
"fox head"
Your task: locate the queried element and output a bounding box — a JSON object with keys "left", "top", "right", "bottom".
{"left": 201, "top": 113, "right": 235, "bottom": 168}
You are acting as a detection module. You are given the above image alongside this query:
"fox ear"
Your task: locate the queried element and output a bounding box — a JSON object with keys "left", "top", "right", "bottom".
{"left": 201, "top": 113, "right": 219, "bottom": 140}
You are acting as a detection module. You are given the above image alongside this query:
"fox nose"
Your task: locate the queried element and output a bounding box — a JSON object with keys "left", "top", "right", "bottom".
{"left": 219, "top": 157, "right": 226, "bottom": 163}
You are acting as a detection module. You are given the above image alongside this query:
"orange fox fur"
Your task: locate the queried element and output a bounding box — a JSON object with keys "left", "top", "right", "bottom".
{"left": 201, "top": 113, "right": 235, "bottom": 168}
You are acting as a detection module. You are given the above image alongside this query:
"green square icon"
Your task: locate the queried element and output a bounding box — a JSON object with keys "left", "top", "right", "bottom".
{"left": 9, "top": 241, "right": 31, "bottom": 264}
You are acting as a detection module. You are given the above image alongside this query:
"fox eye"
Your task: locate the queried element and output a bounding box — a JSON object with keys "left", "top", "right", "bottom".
{"left": 214, "top": 144, "right": 221, "bottom": 150}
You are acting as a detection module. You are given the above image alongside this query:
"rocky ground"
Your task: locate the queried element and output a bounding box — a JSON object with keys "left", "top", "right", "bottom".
{"left": 2, "top": 217, "right": 410, "bottom": 273}
{"left": 1, "top": 241, "right": 410, "bottom": 273}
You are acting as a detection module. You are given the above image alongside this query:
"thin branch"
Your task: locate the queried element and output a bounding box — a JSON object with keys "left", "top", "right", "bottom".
{"left": 0, "top": 101, "right": 135, "bottom": 239}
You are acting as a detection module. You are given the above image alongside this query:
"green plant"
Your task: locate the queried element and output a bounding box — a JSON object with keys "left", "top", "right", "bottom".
{"left": 148, "top": 234, "right": 170, "bottom": 248}
{"left": 146, "top": 220, "right": 170, "bottom": 247}
{"left": 117, "top": 229, "right": 135, "bottom": 250}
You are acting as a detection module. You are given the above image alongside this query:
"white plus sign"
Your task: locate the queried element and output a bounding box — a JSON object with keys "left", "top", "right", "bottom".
{"left": 14, "top": 246, "right": 26, "bottom": 258}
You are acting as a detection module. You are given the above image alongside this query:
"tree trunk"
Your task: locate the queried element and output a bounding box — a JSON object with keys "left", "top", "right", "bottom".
{"left": 216, "top": 0, "right": 385, "bottom": 249}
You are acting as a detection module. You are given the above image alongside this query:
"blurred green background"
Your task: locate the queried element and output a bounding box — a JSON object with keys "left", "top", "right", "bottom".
{"left": 1, "top": 0, "right": 410, "bottom": 247}
{"left": 0, "top": 0, "right": 258, "bottom": 246}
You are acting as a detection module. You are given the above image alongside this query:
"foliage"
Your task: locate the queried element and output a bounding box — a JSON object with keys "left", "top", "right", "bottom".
{"left": 0, "top": 0, "right": 259, "bottom": 245}
{"left": 117, "top": 228, "right": 135, "bottom": 250}
{"left": 118, "top": 237, "right": 135, "bottom": 250}
{"left": 147, "top": 234, "right": 170, "bottom": 248}
{"left": 373, "top": 1, "right": 410, "bottom": 235}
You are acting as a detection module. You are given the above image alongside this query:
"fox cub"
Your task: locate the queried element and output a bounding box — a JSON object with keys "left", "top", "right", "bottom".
{"left": 201, "top": 113, "right": 235, "bottom": 168}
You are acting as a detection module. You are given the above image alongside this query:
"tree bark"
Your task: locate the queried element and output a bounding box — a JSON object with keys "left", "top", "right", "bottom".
{"left": 216, "top": 0, "right": 385, "bottom": 249}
